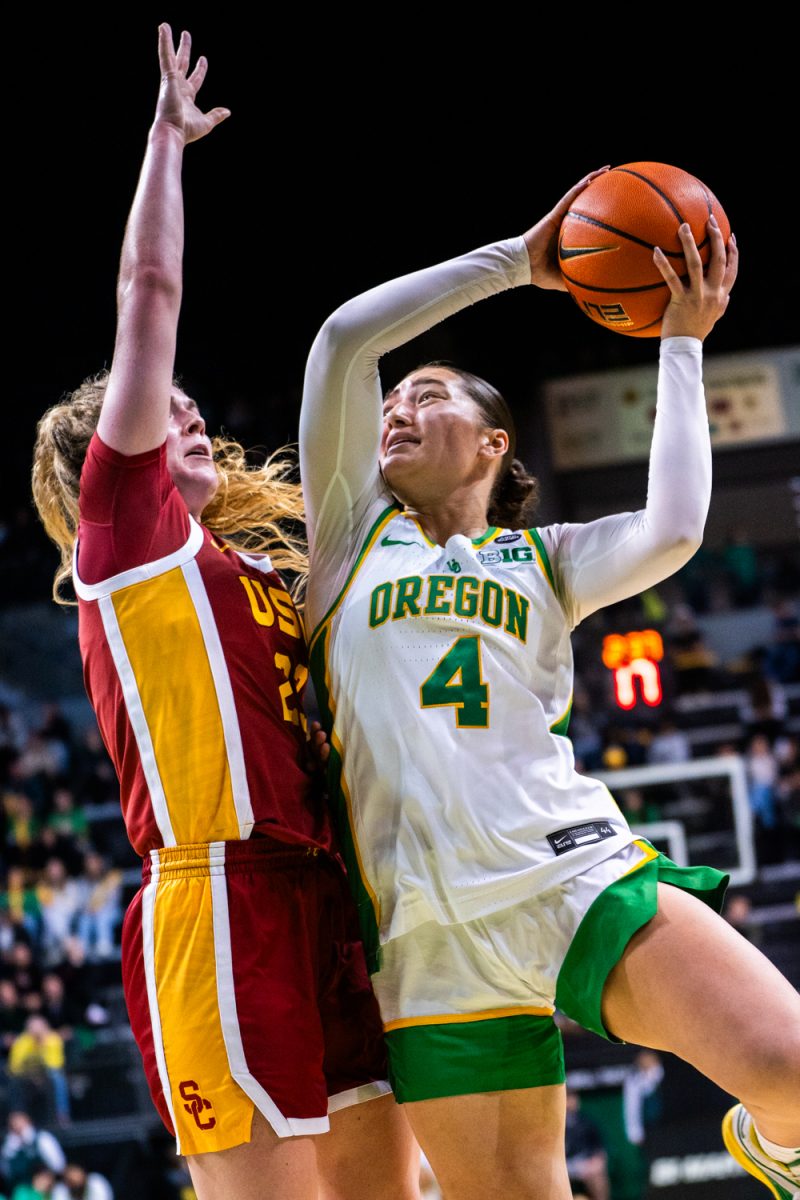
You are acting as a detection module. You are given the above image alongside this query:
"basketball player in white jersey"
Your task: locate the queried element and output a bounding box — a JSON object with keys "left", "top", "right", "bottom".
{"left": 300, "top": 178, "right": 800, "bottom": 1199}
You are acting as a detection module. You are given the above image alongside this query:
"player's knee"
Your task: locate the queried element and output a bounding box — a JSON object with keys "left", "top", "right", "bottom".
{"left": 490, "top": 1154, "right": 569, "bottom": 1200}
{"left": 745, "top": 1033, "right": 800, "bottom": 1115}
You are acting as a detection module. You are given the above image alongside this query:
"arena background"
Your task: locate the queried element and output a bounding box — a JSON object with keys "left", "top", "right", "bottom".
{"left": 2, "top": 12, "right": 798, "bottom": 1199}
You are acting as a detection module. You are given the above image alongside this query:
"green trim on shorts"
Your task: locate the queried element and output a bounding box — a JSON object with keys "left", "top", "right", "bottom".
{"left": 384, "top": 1014, "right": 565, "bottom": 1103}
{"left": 555, "top": 845, "right": 729, "bottom": 1041}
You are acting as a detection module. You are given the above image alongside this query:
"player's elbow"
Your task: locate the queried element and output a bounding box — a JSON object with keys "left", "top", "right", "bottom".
{"left": 659, "top": 524, "right": 705, "bottom": 570}
{"left": 117, "top": 263, "right": 182, "bottom": 309}
{"left": 311, "top": 304, "right": 371, "bottom": 369}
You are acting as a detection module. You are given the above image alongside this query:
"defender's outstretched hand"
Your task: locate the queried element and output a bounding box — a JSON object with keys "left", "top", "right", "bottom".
{"left": 522, "top": 168, "right": 610, "bottom": 290}
{"left": 655, "top": 218, "right": 738, "bottom": 341}
{"left": 156, "top": 24, "right": 230, "bottom": 144}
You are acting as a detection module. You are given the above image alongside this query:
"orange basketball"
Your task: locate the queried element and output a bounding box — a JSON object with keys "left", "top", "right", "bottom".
{"left": 558, "top": 162, "right": 730, "bottom": 337}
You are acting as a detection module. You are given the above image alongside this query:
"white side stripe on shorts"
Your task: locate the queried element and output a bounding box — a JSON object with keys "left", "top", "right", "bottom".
{"left": 209, "top": 844, "right": 329, "bottom": 1138}
{"left": 141, "top": 862, "right": 181, "bottom": 1152}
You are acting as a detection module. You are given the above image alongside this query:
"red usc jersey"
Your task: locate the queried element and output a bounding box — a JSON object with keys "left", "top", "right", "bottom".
{"left": 75, "top": 433, "right": 330, "bottom": 857}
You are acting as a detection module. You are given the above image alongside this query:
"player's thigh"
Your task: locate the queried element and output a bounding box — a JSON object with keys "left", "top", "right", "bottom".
{"left": 404, "top": 1085, "right": 572, "bottom": 1200}
{"left": 317, "top": 1093, "right": 420, "bottom": 1200}
{"left": 187, "top": 1109, "right": 318, "bottom": 1200}
{"left": 602, "top": 881, "right": 800, "bottom": 1108}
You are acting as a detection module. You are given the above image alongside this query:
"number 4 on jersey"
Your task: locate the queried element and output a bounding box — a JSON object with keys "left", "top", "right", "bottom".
{"left": 420, "top": 635, "right": 489, "bottom": 729}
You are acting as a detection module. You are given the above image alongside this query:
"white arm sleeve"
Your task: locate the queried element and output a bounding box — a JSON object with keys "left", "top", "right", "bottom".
{"left": 541, "top": 337, "right": 711, "bottom": 628}
{"left": 300, "top": 237, "right": 531, "bottom": 555}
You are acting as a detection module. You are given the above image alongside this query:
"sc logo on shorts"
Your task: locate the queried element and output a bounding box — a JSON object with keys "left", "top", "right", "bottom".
{"left": 180, "top": 1079, "right": 217, "bottom": 1130}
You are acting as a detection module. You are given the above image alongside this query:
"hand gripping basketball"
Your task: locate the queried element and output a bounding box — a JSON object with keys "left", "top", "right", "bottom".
{"left": 655, "top": 219, "right": 738, "bottom": 342}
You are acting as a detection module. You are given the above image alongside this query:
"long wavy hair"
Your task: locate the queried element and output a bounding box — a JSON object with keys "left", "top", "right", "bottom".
{"left": 32, "top": 372, "right": 307, "bottom": 605}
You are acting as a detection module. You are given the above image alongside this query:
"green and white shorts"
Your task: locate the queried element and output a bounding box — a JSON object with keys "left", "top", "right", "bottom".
{"left": 374, "top": 840, "right": 728, "bottom": 1103}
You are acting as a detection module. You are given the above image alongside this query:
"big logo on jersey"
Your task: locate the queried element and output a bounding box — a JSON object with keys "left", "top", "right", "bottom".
{"left": 477, "top": 546, "right": 535, "bottom": 566}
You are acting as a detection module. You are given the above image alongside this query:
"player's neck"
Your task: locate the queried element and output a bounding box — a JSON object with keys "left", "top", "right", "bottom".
{"left": 404, "top": 493, "right": 492, "bottom": 548}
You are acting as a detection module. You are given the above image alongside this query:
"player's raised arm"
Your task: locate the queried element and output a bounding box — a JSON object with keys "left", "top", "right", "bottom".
{"left": 545, "top": 218, "right": 739, "bottom": 628}
{"left": 299, "top": 170, "right": 610, "bottom": 560}
{"left": 96, "top": 25, "right": 229, "bottom": 456}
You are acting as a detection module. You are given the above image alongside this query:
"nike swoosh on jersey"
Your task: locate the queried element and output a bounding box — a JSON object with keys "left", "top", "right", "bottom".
{"left": 381, "top": 535, "right": 424, "bottom": 548}
{"left": 558, "top": 242, "right": 619, "bottom": 260}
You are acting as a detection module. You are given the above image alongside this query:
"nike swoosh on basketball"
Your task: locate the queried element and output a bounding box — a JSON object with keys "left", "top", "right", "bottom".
{"left": 381, "top": 535, "right": 423, "bottom": 548}
{"left": 558, "top": 242, "right": 619, "bottom": 260}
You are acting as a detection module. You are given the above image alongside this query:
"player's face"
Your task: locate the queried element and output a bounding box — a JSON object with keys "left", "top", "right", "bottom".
{"left": 380, "top": 367, "right": 505, "bottom": 510}
{"left": 166, "top": 391, "right": 219, "bottom": 517}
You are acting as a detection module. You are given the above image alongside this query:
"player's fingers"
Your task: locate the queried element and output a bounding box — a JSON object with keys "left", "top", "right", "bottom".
{"left": 204, "top": 106, "right": 231, "bottom": 129}
{"left": 176, "top": 29, "right": 192, "bottom": 74}
{"left": 157, "top": 22, "right": 175, "bottom": 75}
{"left": 722, "top": 233, "right": 739, "bottom": 294}
{"left": 704, "top": 216, "right": 727, "bottom": 291}
{"left": 550, "top": 166, "right": 611, "bottom": 221}
{"left": 188, "top": 54, "right": 208, "bottom": 93}
{"left": 679, "top": 223, "right": 704, "bottom": 290}
{"left": 653, "top": 247, "right": 685, "bottom": 298}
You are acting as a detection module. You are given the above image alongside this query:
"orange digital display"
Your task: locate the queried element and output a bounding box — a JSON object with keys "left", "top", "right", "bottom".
{"left": 602, "top": 630, "right": 664, "bottom": 710}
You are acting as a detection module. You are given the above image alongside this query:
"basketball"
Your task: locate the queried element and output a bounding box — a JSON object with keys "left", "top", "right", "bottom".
{"left": 558, "top": 162, "right": 730, "bottom": 337}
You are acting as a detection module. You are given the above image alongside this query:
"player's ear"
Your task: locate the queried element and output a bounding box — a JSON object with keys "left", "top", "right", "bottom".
{"left": 479, "top": 429, "right": 509, "bottom": 461}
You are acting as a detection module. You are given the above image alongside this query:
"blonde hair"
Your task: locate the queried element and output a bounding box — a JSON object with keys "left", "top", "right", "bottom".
{"left": 32, "top": 372, "right": 307, "bottom": 605}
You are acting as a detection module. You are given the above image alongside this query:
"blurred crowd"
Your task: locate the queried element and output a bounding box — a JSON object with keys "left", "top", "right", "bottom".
{"left": 1, "top": 701, "right": 129, "bottom": 1129}
{"left": 1, "top": 1112, "right": 113, "bottom": 1200}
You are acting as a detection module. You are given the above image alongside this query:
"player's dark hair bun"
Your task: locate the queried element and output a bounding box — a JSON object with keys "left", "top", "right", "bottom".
{"left": 488, "top": 457, "right": 540, "bottom": 530}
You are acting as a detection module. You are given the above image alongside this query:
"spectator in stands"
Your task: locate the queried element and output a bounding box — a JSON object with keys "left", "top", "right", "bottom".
{"left": 565, "top": 1091, "right": 609, "bottom": 1200}
{"left": 2, "top": 794, "right": 42, "bottom": 872}
{"left": 0, "top": 910, "right": 16, "bottom": 957}
{"left": 740, "top": 670, "right": 788, "bottom": 741}
{"left": 53, "top": 938, "right": 91, "bottom": 1014}
{"left": 0, "top": 1114, "right": 65, "bottom": 1191}
{"left": 75, "top": 855, "right": 121, "bottom": 962}
{"left": 0, "top": 979, "right": 25, "bottom": 1057}
{"left": 745, "top": 733, "right": 784, "bottom": 864}
{"left": 619, "top": 789, "right": 660, "bottom": 826}
{"left": 11, "top": 1166, "right": 57, "bottom": 1199}
{"left": 35, "top": 862, "right": 81, "bottom": 966}
{"left": 13, "top": 735, "right": 64, "bottom": 806}
{"left": 665, "top": 603, "right": 721, "bottom": 693}
{"left": 41, "top": 792, "right": 89, "bottom": 874}
{"left": 777, "top": 736, "right": 800, "bottom": 859}
{"left": 37, "top": 708, "right": 71, "bottom": 758}
{"left": 7, "top": 1017, "right": 70, "bottom": 1125}
{"left": 622, "top": 1050, "right": 664, "bottom": 1147}
{"left": 52, "top": 1165, "right": 113, "bottom": 1200}
{"left": 570, "top": 692, "right": 604, "bottom": 774}
{"left": 71, "top": 729, "right": 115, "bottom": 809}
{"left": 3, "top": 943, "right": 42, "bottom": 1000}
{"left": 745, "top": 734, "right": 778, "bottom": 829}
{"left": 723, "top": 528, "right": 761, "bottom": 608}
{"left": 647, "top": 719, "right": 691, "bottom": 766}
{"left": 765, "top": 602, "right": 800, "bottom": 684}
{"left": 0, "top": 702, "right": 26, "bottom": 779}
{"left": 39, "top": 974, "right": 86, "bottom": 1060}
{"left": 0, "top": 869, "right": 42, "bottom": 945}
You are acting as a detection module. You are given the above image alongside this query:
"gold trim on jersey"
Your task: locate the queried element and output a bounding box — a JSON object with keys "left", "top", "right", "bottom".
{"left": 384, "top": 1003, "right": 554, "bottom": 1033}
{"left": 309, "top": 506, "right": 399, "bottom": 653}
{"left": 522, "top": 529, "right": 557, "bottom": 596}
{"left": 624, "top": 839, "right": 660, "bottom": 876}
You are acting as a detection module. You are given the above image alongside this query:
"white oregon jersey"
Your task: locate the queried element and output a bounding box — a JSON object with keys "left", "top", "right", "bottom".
{"left": 300, "top": 236, "right": 711, "bottom": 967}
{"left": 310, "top": 505, "right": 633, "bottom": 947}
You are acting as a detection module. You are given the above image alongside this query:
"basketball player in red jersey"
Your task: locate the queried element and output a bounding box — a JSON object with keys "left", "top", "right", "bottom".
{"left": 31, "top": 26, "right": 417, "bottom": 1200}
